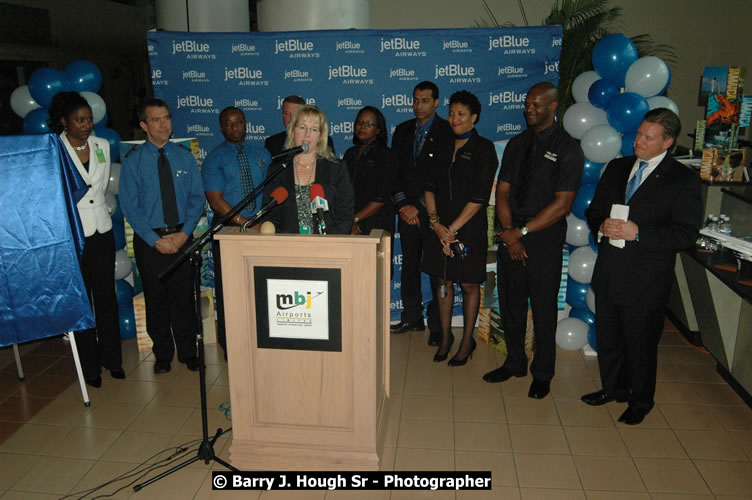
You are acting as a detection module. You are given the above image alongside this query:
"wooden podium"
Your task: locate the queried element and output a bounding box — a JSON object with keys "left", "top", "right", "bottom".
{"left": 215, "top": 228, "right": 391, "bottom": 470}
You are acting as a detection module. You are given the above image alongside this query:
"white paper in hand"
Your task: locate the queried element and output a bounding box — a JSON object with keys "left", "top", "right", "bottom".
{"left": 609, "top": 204, "right": 629, "bottom": 249}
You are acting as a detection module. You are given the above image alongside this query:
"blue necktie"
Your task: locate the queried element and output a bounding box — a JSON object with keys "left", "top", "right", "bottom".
{"left": 625, "top": 160, "right": 648, "bottom": 202}
{"left": 414, "top": 124, "right": 425, "bottom": 162}
{"left": 237, "top": 145, "right": 256, "bottom": 211}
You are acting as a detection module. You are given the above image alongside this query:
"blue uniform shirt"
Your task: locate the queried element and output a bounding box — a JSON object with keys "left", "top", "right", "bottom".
{"left": 201, "top": 140, "right": 271, "bottom": 222}
{"left": 120, "top": 140, "right": 205, "bottom": 247}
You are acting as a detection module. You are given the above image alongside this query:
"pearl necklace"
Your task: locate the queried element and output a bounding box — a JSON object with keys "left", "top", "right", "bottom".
{"left": 73, "top": 142, "right": 88, "bottom": 151}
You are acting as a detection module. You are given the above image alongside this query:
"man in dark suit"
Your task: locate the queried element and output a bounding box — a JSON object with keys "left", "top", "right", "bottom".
{"left": 581, "top": 108, "right": 702, "bottom": 425}
{"left": 390, "top": 81, "right": 453, "bottom": 345}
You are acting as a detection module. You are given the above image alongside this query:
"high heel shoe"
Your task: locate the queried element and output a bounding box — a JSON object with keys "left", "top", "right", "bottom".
{"left": 448, "top": 338, "right": 476, "bottom": 367}
{"left": 433, "top": 333, "right": 455, "bottom": 362}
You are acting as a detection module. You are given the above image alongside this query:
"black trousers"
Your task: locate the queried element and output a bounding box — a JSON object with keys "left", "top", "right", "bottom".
{"left": 397, "top": 214, "right": 439, "bottom": 332}
{"left": 211, "top": 239, "right": 227, "bottom": 355}
{"left": 595, "top": 293, "right": 665, "bottom": 412}
{"left": 75, "top": 230, "right": 121, "bottom": 379}
{"left": 133, "top": 233, "right": 197, "bottom": 363}
{"left": 497, "top": 224, "right": 564, "bottom": 381}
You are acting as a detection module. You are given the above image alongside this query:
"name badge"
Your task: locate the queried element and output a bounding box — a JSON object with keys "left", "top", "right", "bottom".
{"left": 544, "top": 151, "right": 558, "bottom": 162}
{"left": 95, "top": 147, "right": 106, "bottom": 164}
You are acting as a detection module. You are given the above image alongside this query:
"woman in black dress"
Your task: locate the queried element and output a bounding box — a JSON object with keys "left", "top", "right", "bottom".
{"left": 423, "top": 91, "right": 497, "bottom": 366}
{"left": 343, "top": 106, "right": 397, "bottom": 236}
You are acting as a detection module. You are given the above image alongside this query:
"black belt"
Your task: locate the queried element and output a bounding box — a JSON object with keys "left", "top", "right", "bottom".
{"left": 153, "top": 223, "right": 184, "bottom": 236}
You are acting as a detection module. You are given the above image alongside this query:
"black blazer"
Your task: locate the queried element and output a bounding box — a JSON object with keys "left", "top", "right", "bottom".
{"left": 391, "top": 115, "right": 453, "bottom": 212}
{"left": 586, "top": 154, "right": 702, "bottom": 307}
{"left": 262, "top": 157, "right": 354, "bottom": 234}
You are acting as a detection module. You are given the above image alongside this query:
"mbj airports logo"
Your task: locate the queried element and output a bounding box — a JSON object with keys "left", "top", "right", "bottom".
{"left": 488, "top": 90, "right": 527, "bottom": 110}
{"left": 336, "top": 40, "right": 364, "bottom": 54}
{"left": 151, "top": 68, "right": 168, "bottom": 86}
{"left": 234, "top": 98, "right": 261, "bottom": 112}
{"left": 231, "top": 42, "right": 259, "bottom": 56}
{"left": 171, "top": 39, "right": 216, "bottom": 59}
{"left": 327, "top": 65, "right": 373, "bottom": 85}
{"left": 434, "top": 64, "right": 480, "bottom": 84}
{"left": 488, "top": 35, "right": 535, "bottom": 55}
{"left": 224, "top": 66, "right": 269, "bottom": 86}
{"left": 389, "top": 68, "right": 418, "bottom": 81}
{"left": 442, "top": 39, "right": 472, "bottom": 53}
{"left": 182, "top": 69, "right": 209, "bottom": 83}
{"left": 275, "top": 290, "right": 320, "bottom": 327}
{"left": 176, "top": 95, "right": 218, "bottom": 115}
{"left": 381, "top": 94, "right": 413, "bottom": 114}
{"left": 284, "top": 69, "right": 312, "bottom": 83}
{"left": 379, "top": 37, "right": 426, "bottom": 57}
{"left": 274, "top": 38, "right": 320, "bottom": 59}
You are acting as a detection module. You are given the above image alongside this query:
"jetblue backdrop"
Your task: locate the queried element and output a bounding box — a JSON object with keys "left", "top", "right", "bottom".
{"left": 147, "top": 26, "right": 562, "bottom": 321}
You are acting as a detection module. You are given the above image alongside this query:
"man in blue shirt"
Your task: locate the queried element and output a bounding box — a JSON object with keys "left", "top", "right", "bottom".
{"left": 202, "top": 106, "right": 271, "bottom": 357}
{"left": 120, "top": 98, "right": 205, "bottom": 374}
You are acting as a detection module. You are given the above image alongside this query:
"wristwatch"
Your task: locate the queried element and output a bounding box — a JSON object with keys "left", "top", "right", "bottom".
{"left": 520, "top": 225, "right": 529, "bottom": 236}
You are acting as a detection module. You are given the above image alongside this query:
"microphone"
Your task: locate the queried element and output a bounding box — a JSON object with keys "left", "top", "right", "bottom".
{"left": 309, "top": 184, "right": 328, "bottom": 235}
{"left": 271, "top": 143, "right": 309, "bottom": 162}
{"left": 242, "top": 186, "right": 288, "bottom": 230}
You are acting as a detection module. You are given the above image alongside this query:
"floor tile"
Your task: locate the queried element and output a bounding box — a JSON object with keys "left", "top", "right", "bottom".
{"left": 128, "top": 461, "right": 209, "bottom": 499}
{"left": 633, "top": 457, "right": 710, "bottom": 494}
{"left": 454, "top": 422, "right": 511, "bottom": 452}
{"left": 519, "top": 488, "right": 586, "bottom": 499}
{"left": 674, "top": 429, "right": 748, "bottom": 460}
{"left": 457, "top": 487, "right": 520, "bottom": 500}
{"left": 694, "top": 459, "right": 752, "bottom": 496}
{"left": 564, "top": 427, "right": 629, "bottom": 457}
{"left": 394, "top": 447, "right": 454, "bottom": 470}
{"left": 574, "top": 455, "right": 645, "bottom": 492}
{"left": 0, "top": 452, "right": 42, "bottom": 490}
{"left": 514, "top": 453, "right": 581, "bottom": 489}
{"left": 12, "top": 456, "right": 95, "bottom": 495}
{"left": 401, "top": 394, "right": 453, "bottom": 421}
{"left": 396, "top": 419, "right": 454, "bottom": 450}
{"left": 509, "top": 424, "right": 569, "bottom": 454}
{"left": 100, "top": 430, "right": 175, "bottom": 463}
{"left": 127, "top": 404, "right": 193, "bottom": 433}
{"left": 0, "top": 423, "right": 70, "bottom": 454}
{"left": 77, "top": 399, "right": 145, "bottom": 430}
{"left": 555, "top": 400, "right": 614, "bottom": 427}
{"left": 454, "top": 450, "right": 518, "bottom": 487}
{"left": 0, "top": 395, "right": 51, "bottom": 423}
{"left": 101, "top": 380, "right": 162, "bottom": 405}
{"left": 68, "top": 460, "right": 141, "bottom": 499}
{"left": 47, "top": 426, "right": 121, "bottom": 460}
{"left": 657, "top": 403, "right": 723, "bottom": 430}
{"left": 584, "top": 492, "right": 650, "bottom": 500}
{"left": 453, "top": 395, "right": 506, "bottom": 423}
{"left": 713, "top": 405, "right": 752, "bottom": 431}
{"left": 618, "top": 428, "right": 686, "bottom": 458}
{"left": 504, "top": 397, "right": 560, "bottom": 425}
{"left": 28, "top": 397, "right": 91, "bottom": 426}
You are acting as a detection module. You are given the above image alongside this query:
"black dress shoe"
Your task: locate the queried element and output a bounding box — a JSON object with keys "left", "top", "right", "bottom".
{"left": 448, "top": 338, "right": 476, "bottom": 367}
{"left": 85, "top": 376, "right": 102, "bottom": 388}
{"left": 528, "top": 379, "right": 550, "bottom": 399}
{"left": 618, "top": 406, "right": 648, "bottom": 425}
{"left": 185, "top": 358, "right": 201, "bottom": 372}
{"left": 110, "top": 368, "right": 126, "bottom": 379}
{"left": 154, "top": 360, "right": 171, "bottom": 374}
{"left": 390, "top": 319, "right": 425, "bottom": 334}
{"left": 427, "top": 331, "right": 442, "bottom": 346}
{"left": 433, "top": 333, "right": 454, "bottom": 363}
{"left": 482, "top": 366, "right": 527, "bottom": 383}
{"left": 581, "top": 389, "right": 628, "bottom": 406}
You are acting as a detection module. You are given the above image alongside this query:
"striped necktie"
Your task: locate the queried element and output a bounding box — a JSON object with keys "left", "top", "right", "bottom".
{"left": 625, "top": 160, "right": 649, "bottom": 202}
{"left": 157, "top": 148, "right": 179, "bottom": 226}
{"left": 237, "top": 145, "right": 256, "bottom": 211}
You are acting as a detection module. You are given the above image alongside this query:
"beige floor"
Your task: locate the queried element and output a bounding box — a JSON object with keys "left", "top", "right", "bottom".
{"left": 1, "top": 324, "right": 752, "bottom": 499}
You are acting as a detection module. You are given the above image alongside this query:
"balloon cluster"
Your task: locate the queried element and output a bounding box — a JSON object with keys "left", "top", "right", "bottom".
{"left": 10, "top": 60, "right": 122, "bottom": 163}
{"left": 556, "top": 34, "right": 678, "bottom": 352}
{"left": 12, "top": 61, "right": 133, "bottom": 339}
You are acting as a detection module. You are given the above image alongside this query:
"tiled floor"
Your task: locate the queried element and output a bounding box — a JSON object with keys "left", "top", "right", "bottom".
{"left": 1, "top": 321, "right": 752, "bottom": 499}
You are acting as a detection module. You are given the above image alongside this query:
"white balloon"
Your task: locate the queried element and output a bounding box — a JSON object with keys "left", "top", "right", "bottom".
{"left": 114, "top": 249, "right": 132, "bottom": 280}
{"left": 10, "top": 85, "right": 41, "bottom": 119}
{"left": 124, "top": 272, "right": 135, "bottom": 287}
{"left": 625, "top": 56, "right": 670, "bottom": 98}
{"left": 556, "top": 317, "right": 589, "bottom": 350}
{"left": 586, "top": 286, "right": 596, "bottom": 314}
{"left": 647, "top": 95, "right": 679, "bottom": 116}
{"left": 566, "top": 214, "right": 590, "bottom": 247}
{"left": 572, "top": 71, "right": 601, "bottom": 103}
{"left": 581, "top": 124, "right": 622, "bottom": 163}
{"left": 105, "top": 191, "right": 118, "bottom": 215}
{"left": 108, "top": 162, "right": 121, "bottom": 195}
{"left": 568, "top": 246, "right": 598, "bottom": 283}
{"left": 80, "top": 91, "right": 107, "bottom": 124}
{"left": 562, "top": 102, "right": 608, "bottom": 140}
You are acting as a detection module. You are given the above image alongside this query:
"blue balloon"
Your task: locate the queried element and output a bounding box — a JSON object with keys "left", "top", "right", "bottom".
{"left": 23, "top": 108, "right": 51, "bottom": 134}
{"left": 118, "top": 301, "right": 137, "bottom": 339}
{"left": 64, "top": 60, "right": 102, "bottom": 93}
{"left": 95, "top": 127, "right": 121, "bottom": 162}
{"left": 588, "top": 79, "right": 620, "bottom": 109}
{"left": 112, "top": 220, "right": 126, "bottom": 249}
{"left": 607, "top": 92, "right": 650, "bottom": 133}
{"left": 569, "top": 307, "right": 595, "bottom": 326}
{"left": 116, "top": 279, "right": 134, "bottom": 304}
{"left": 566, "top": 277, "right": 589, "bottom": 309}
{"left": 28, "top": 67, "right": 69, "bottom": 108}
{"left": 582, "top": 159, "right": 604, "bottom": 184}
{"left": 592, "top": 34, "right": 638, "bottom": 88}
{"left": 563, "top": 242, "right": 574, "bottom": 252}
{"left": 588, "top": 323, "right": 597, "bottom": 351}
{"left": 572, "top": 183, "right": 597, "bottom": 220}
{"left": 111, "top": 200, "right": 124, "bottom": 224}
{"left": 621, "top": 131, "right": 637, "bottom": 157}
{"left": 588, "top": 232, "right": 599, "bottom": 253}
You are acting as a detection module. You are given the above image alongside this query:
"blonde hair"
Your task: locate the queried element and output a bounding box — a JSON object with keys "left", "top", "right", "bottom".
{"left": 284, "top": 104, "right": 335, "bottom": 160}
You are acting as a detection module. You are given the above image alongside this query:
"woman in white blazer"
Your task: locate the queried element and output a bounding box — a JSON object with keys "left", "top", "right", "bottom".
{"left": 49, "top": 92, "right": 123, "bottom": 387}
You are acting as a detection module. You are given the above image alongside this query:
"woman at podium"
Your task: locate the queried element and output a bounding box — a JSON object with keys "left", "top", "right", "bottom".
{"left": 422, "top": 90, "right": 497, "bottom": 367}
{"left": 262, "top": 105, "right": 354, "bottom": 234}
{"left": 49, "top": 91, "right": 124, "bottom": 387}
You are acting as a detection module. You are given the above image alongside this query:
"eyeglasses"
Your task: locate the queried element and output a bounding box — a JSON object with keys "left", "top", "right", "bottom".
{"left": 295, "top": 125, "right": 320, "bottom": 135}
{"left": 355, "top": 120, "right": 377, "bottom": 128}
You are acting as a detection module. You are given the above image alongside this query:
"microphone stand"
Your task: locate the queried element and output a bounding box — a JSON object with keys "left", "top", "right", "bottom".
{"left": 134, "top": 155, "right": 294, "bottom": 492}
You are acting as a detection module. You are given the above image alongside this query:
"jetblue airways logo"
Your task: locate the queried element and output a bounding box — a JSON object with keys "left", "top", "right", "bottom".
{"left": 434, "top": 64, "right": 480, "bottom": 83}
{"left": 544, "top": 61, "right": 560, "bottom": 75}
{"left": 380, "top": 37, "right": 425, "bottom": 57}
{"left": 336, "top": 40, "right": 363, "bottom": 53}
{"left": 277, "top": 96, "right": 316, "bottom": 110}
{"left": 275, "top": 39, "right": 319, "bottom": 59}
{"left": 151, "top": 68, "right": 167, "bottom": 86}
{"left": 337, "top": 97, "right": 363, "bottom": 109}
{"left": 186, "top": 124, "right": 210, "bottom": 135}
{"left": 442, "top": 40, "right": 471, "bottom": 53}
{"left": 284, "top": 69, "right": 311, "bottom": 82}
{"left": 329, "top": 121, "right": 353, "bottom": 134}
{"left": 234, "top": 98, "right": 260, "bottom": 111}
{"left": 176, "top": 95, "right": 217, "bottom": 114}
{"left": 381, "top": 94, "right": 413, "bottom": 113}
{"left": 224, "top": 67, "right": 268, "bottom": 86}
{"left": 489, "top": 91, "right": 526, "bottom": 109}
{"left": 327, "top": 65, "right": 372, "bottom": 85}
{"left": 498, "top": 65, "right": 525, "bottom": 77}
{"left": 182, "top": 69, "right": 208, "bottom": 83}
{"left": 389, "top": 68, "right": 417, "bottom": 80}
{"left": 488, "top": 35, "right": 535, "bottom": 55}
{"left": 231, "top": 43, "right": 257, "bottom": 54}
{"left": 172, "top": 40, "right": 215, "bottom": 59}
